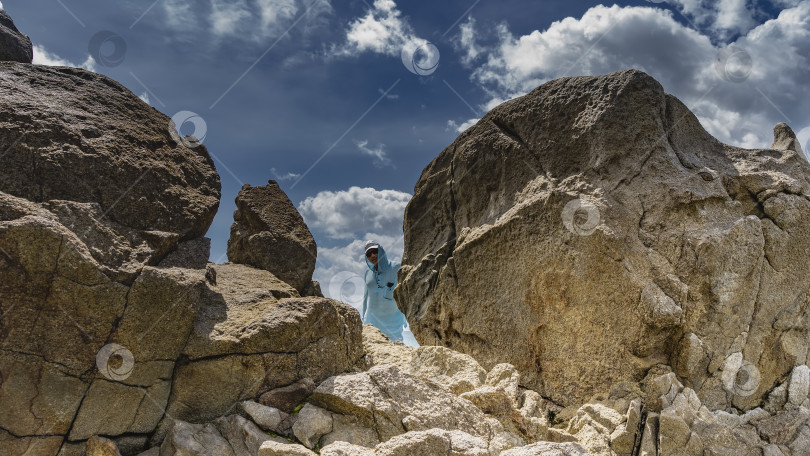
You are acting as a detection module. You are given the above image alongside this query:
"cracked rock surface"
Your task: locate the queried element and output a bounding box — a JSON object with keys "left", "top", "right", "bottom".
{"left": 396, "top": 69, "right": 810, "bottom": 410}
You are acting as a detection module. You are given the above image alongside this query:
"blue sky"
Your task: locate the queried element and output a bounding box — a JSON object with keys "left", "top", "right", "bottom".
{"left": 5, "top": 0, "right": 809, "bottom": 309}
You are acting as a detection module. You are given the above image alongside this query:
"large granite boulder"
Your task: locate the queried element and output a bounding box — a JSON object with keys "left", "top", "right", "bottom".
{"left": 396, "top": 69, "right": 810, "bottom": 410}
{"left": 0, "top": 10, "right": 32, "bottom": 63}
{"left": 0, "top": 63, "right": 221, "bottom": 240}
{"left": 165, "top": 262, "right": 363, "bottom": 424}
{"left": 227, "top": 181, "right": 317, "bottom": 292}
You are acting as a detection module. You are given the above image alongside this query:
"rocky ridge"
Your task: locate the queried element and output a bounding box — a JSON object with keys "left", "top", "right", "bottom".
{"left": 2, "top": 10, "right": 810, "bottom": 455}
{"left": 133, "top": 326, "right": 810, "bottom": 455}
{"left": 0, "top": 55, "right": 361, "bottom": 455}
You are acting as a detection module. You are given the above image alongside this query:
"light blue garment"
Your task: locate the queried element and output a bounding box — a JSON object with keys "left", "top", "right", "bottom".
{"left": 361, "top": 244, "right": 407, "bottom": 341}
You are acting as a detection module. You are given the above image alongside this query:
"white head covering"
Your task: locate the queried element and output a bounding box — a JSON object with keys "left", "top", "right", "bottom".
{"left": 364, "top": 240, "right": 380, "bottom": 253}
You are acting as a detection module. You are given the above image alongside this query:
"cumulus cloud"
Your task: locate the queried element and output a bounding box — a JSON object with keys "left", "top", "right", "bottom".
{"left": 32, "top": 45, "right": 97, "bottom": 72}
{"left": 299, "top": 186, "right": 411, "bottom": 239}
{"left": 457, "top": 3, "right": 810, "bottom": 149}
{"left": 334, "top": 0, "right": 437, "bottom": 70}
{"left": 139, "top": 92, "right": 151, "bottom": 105}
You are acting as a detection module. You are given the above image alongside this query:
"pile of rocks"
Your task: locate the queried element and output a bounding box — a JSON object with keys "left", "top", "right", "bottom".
{"left": 0, "top": 12, "right": 361, "bottom": 454}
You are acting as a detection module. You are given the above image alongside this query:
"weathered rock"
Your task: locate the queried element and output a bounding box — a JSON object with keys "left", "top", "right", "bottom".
{"left": 486, "top": 363, "right": 521, "bottom": 404}
{"left": 85, "top": 436, "right": 122, "bottom": 456}
{"left": 396, "top": 69, "right": 810, "bottom": 409}
{"left": 0, "top": 190, "right": 207, "bottom": 449}
{"left": 0, "top": 63, "right": 220, "bottom": 240}
{"left": 311, "top": 364, "right": 501, "bottom": 443}
{"left": 166, "top": 263, "right": 363, "bottom": 423}
{"left": 407, "top": 346, "right": 488, "bottom": 395}
{"left": 373, "top": 429, "right": 489, "bottom": 456}
{"left": 755, "top": 406, "right": 810, "bottom": 446}
{"left": 320, "top": 441, "right": 375, "bottom": 456}
{"left": 771, "top": 122, "right": 805, "bottom": 157}
{"left": 258, "top": 378, "right": 316, "bottom": 414}
{"left": 788, "top": 365, "right": 810, "bottom": 406}
{"left": 362, "top": 324, "right": 415, "bottom": 370}
{"left": 157, "top": 237, "right": 211, "bottom": 269}
{"left": 214, "top": 414, "right": 288, "bottom": 456}
{"left": 239, "top": 400, "right": 288, "bottom": 434}
{"left": 0, "top": 10, "right": 32, "bottom": 63}
{"left": 258, "top": 440, "right": 317, "bottom": 456}
{"left": 460, "top": 386, "right": 513, "bottom": 415}
{"left": 499, "top": 441, "right": 592, "bottom": 455}
{"left": 320, "top": 413, "right": 381, "bottom": 449}
{"left": 159, "top": 420, "right": 234, "bottom": 456}
{"left": 227, "top": 181, "right": 316, "bottom": 292}
{"left": 292, "top": 404, "right": 334, "bottom": 449}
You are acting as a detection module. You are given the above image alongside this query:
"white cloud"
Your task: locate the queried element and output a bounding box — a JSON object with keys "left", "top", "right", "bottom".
{"left": 139, "top": 92, "right": 151, "bottom": 105}
{"left": 355, "top": 140, "right": 392, "bottom": 167}
{"left": 446, "top": 118, "right": 479, "bottom": 133}
{"left": 161, "top": 0, "right": 332, "bottom": 42}
{"left": 0, "top": 2, "right": 5, "bottom": 9}
{"left": 271, "top": 167, "right": 301, "bottom": 181}
{"left": 335, "top": 0, "right": 431, "bottom": 62}
{"left": 456, "top": 17, "right": 481, "bottom": 66}
{"left": 210, "top": 0, "right": 252, "bottom": 37}
{"left": 663, "top": 0, "right": 758, "bottom": 37}
{"left": 299, "top": 186, "right": 411, "bottom": 239}
{"left": 458, "top": 3, "right": 810, "bottom": 149}
{"left": 32, "top": 45, "right": 97, "bottom": 72}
